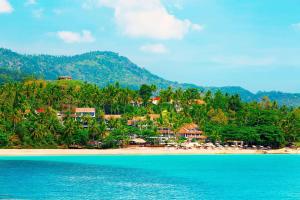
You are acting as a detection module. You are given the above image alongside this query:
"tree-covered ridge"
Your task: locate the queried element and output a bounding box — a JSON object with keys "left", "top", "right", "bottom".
{"left": 0, "top": 79, "right": 299, "bottom": 149}
{"left": 0, "top": 48, "right": 185, "bottom": 89}
{"left": 1, "top": 48, "right": 300, "bottom": 106}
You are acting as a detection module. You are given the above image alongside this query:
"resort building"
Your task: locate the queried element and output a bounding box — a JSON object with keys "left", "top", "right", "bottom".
{"left": 151, "top": 97, "right": 161, "bottom": 105}
{"left": 177, "top": 123, "right": 207, "bottom": 141}
{"left": 194, "top": 99, "right": 206, "bottom": 105}
{"left": 156, "top": 127, "right": 176, "bottom": 144}
{"left": 103, "top": 115, "right": 122, "bottom": 130}
{"left": 158, "top": 127, "right": 175, "bottom": 138}
{"left": 148, "top": 114, "right": 160, "bottom": 121}
{"left": 58, "top": 76, "right": 72, "bottom": 80}
{"left": 127, "top": 116, "right": 146, "bottom": 126}
{"left": 35, "top": 108, "right": 45, "bottom": 114}
{"left": 75, "top": 108, "right": 96, "bottom": 119}
{"left": 74, "top": 108, "right": 96, "bottom": 128}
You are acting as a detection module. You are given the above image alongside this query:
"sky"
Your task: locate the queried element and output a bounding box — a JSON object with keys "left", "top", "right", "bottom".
{"left": 1, "top": 0, "right": 300, "bottom": 93}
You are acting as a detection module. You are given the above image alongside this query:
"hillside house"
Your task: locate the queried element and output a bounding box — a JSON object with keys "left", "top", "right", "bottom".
{"left": 74, "top": 108, "right": 96, "bottom": 128}
{"left": 35, "top": 108, "right": 45, "bottom": 114}
{"left": 151, "top": 97, "right": 161, "bottom": 105}
{"left": 58, "top": 76, "right": 72, "bottom": 80}
{"left": 75, "top": 108, "right": 95, "bottom": 119}
{"left": 194, "top": 99, "right": 206, "bottom": 105}
{"left": 177, "top": 123, "right": 207, "bottom": 142}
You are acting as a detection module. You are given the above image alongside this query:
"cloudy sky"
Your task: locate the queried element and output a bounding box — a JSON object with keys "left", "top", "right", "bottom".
{"left": 1, "top": 0, "right": 300, "bottom": 93}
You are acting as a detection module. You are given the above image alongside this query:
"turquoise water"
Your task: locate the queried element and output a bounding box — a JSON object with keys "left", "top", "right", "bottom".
{"left": 0, "top": 155, "right": 300, "bottom": 200}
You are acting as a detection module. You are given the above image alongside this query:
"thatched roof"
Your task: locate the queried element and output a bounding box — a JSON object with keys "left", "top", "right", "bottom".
{"left": 130, "top": 138, "right": 146, "bottom": 144}
{"left": 178, "top": 123, "right": 203, "bottom": 135}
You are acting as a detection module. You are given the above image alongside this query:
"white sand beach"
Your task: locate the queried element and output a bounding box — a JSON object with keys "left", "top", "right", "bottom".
{"left": 0, "top": 147, "right": 299, "bottom": 156}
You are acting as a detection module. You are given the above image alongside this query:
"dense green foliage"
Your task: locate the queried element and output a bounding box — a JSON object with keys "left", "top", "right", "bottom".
{"left": 0, "top": 79, "right": 299, "bottom": 149}
{"left": 1, "top": 48, "right": 300, "bottom": 106}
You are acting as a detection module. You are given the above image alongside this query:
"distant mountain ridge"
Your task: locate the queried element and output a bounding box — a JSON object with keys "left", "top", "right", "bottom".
{"left": 0, "top": 48, "right": 300, "bottom": 106}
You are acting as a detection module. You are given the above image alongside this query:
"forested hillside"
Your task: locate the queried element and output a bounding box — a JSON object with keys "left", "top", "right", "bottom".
{"left": 0, "top": 48, "right": 300, "bottom": 106}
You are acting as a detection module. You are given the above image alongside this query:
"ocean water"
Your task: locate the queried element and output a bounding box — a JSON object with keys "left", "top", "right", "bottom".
{"left": 0, "top": 155, "right": 300, "bottom": 200}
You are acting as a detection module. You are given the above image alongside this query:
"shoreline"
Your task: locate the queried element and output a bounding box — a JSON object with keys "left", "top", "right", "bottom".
{"left": 0, "top": 147, "right": 299, "bottom": 156}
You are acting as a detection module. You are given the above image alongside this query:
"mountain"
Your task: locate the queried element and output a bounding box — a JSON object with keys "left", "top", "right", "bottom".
{"left": 0, "top": 48, "right": 299, "bottom": 106}
{"left": 254, "top": 91, "right": 300, "bottom": 107}
{"left": 0, "top": 48, "right": 190, "bottom": 90}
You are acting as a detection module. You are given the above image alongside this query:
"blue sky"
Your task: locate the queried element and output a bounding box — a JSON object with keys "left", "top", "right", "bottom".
{"left": 1, "top": 0, "right": 300, "bottom": 93}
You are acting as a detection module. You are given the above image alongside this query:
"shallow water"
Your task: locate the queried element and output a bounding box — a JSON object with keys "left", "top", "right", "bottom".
{"left": 0, "top": 155, "right": 300, "bottom": 200}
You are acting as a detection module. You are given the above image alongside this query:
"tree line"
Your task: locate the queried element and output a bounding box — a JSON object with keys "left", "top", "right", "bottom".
{"left": 0, "top": 79, "right": 299, "bottom": 149}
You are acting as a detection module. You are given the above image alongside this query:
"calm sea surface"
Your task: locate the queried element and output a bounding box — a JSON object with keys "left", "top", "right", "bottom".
{"left": 0, "top": 155, "right": 300, "bottom": 200}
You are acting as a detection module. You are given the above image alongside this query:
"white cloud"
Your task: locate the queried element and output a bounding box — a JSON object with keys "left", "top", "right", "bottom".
{"left": 140, "top": 43, "right": 168, "bottom": 54}
{"left": 25, "top": 0, "right": 36, "bottom": 6}
{"left": 100, "top": 0, "right": 202, "bottom": 40}
{"left": 57, "top": 30, "right": 95, "bottom": 43}
{"left": 0, "top": 0, "right": 13, "bottom": 13}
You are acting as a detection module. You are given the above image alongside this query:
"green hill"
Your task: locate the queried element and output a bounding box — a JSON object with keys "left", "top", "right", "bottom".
{"left": 0, "top": 48, "right": 188, "bottom": 89}
{"left": 0, "top": 48, "right": 300, "bottom": 106}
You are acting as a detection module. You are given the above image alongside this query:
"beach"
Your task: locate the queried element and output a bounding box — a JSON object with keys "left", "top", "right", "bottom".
{"left": 0, "top": 147, "right": 299, "bottom": 156}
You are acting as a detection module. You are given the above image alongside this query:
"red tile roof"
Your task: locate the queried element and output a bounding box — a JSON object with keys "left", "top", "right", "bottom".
{"left": 36, "top": 108, "right": 45, "bottom": 113}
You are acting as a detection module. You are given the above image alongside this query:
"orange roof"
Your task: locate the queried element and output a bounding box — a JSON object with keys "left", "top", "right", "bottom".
{"left": 75, "top": 108, "right": 95, "bottom": 113}
{"left": 148, "top": 114, "right": 160, "bottom": 120}
{"left": 194, "top": 99, "right": 206, "bottom": 105}
{"left": 178, "top": 123, "right": 203, "bottom": 134}
{"left": 127, "top": 120, "right": 135, "bottom": 126}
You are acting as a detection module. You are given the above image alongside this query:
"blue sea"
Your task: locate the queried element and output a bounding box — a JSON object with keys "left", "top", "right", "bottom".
{"left": 0, "top": 155, "right": 300, "bottom": 200}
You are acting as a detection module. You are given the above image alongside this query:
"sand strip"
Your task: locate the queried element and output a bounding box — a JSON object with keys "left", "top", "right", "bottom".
{"left": 0, "top": 147, "right": 299, "bottom": 156}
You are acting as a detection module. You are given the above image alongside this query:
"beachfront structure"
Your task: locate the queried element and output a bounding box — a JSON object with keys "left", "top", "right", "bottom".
{"left": 158, "top": 127, "right": 175, "bottom": 139}
{"left": 177, "top": 123, "right": 207, "bottom": 141}
{"left": 157, "top": 127, "right": 176, "bottom": 144}
{"left": 129, "top": 138, "right": 147, "bottom": 145}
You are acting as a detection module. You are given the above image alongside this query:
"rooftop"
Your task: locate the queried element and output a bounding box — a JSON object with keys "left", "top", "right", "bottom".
{"left": 75, "top": 108, "right": 95, "bottom": 113}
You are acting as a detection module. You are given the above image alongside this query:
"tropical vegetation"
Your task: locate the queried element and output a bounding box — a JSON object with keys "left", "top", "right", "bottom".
{"left": 0, "top": 78, "right": 299, "bottom": 149}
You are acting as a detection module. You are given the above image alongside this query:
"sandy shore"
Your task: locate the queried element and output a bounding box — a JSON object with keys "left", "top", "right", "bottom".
{"left": 0, "top": 147, "right": 299, "bottom": 156}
